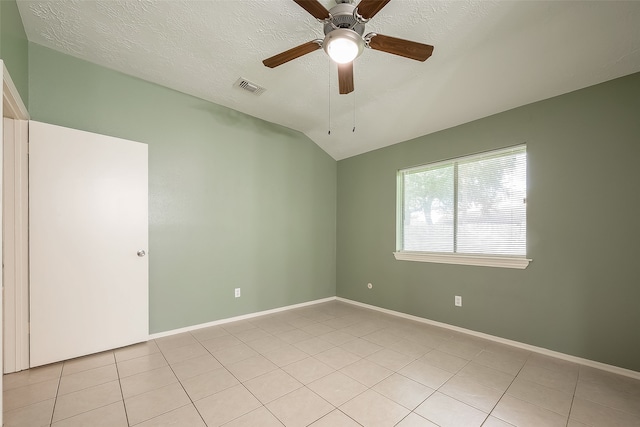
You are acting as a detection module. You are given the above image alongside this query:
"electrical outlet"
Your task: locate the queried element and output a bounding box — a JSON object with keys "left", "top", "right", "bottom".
{"left": 235, "top": 288, "right": 241, "bottom": 298}
{"left": 454, "top": 295, "right": 462, "bottom": 307}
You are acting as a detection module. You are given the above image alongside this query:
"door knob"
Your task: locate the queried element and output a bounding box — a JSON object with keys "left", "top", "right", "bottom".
{"left": 137, "top": 250, "right": 146, "bottom": 257}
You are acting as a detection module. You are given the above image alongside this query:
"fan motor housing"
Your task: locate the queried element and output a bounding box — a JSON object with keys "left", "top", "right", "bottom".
{"left": 323, "top": 3, "right": 365, "bottom": 36}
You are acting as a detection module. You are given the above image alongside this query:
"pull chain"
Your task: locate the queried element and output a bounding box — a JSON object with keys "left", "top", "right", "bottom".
{"left": 352, "top": 88, "right": 356, "bottom": 133}
{"left": 328, "top": 58, "right": 332, "bottom": 136}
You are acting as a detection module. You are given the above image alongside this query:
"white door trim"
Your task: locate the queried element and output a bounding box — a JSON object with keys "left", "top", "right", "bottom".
{"left": 2, "top": 61, "right": 30, "bottom": 379}
{"left": 3, "top": 118, "right": 29, "bottom": 373}
{"left": 2, "top": 63, "right": 29, "bottom": 120}
{"left": 2, "top": 61, "right": 31, "bottom": 426}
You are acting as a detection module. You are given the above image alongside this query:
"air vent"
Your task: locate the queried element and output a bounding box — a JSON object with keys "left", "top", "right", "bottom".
{"left": 234, "top": 78, "right": 266, "bottom": 96}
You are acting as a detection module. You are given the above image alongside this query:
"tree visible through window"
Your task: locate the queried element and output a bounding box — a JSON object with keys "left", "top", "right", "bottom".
{"left": 398, "top": 145, "right": 526, "bottom": 257}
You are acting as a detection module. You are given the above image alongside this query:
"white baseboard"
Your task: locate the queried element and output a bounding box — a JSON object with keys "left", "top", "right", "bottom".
{"left": 148, "top": 296, "right": 337, "bottom": 340}
{"left": 336, "top": 297, "right": 640, "bottom": 381}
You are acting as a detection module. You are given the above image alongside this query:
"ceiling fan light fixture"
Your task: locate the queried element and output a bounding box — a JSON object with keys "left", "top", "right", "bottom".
{"left": 265, "top": 0, "right": 434, "bottom": 95}
{"left": 323, "top": 29, "right": 364, "bottom": 64}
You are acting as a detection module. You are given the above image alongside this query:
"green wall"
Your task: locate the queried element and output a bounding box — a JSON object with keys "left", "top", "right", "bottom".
{"left": 0, "top": 0, "right": 28, "bottom": 106}
{"left": 28, "top": 43, "right": 337, "bottom": 333}
{"left": 337, "top": 72, "right": 640, "bottom": 371}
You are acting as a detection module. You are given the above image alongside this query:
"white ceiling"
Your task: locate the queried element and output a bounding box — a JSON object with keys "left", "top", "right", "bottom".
{"left": 17, "top": 0, "right": 640, "bottom": 160}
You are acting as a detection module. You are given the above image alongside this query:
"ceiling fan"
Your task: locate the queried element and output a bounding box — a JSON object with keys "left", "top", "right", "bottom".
{"left": 263, "top": 0, "right": 434, "bottom": 95}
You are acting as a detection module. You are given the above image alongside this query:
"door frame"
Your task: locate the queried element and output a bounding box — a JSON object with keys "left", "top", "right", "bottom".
{"left": 2, "top": 61, "right": 30, "bottom": 376}
{"left": 2, "top": 63, "right": 28, "bottom": 120}
{"left": 3, "top": 118, "right": 29, "bottom": 373}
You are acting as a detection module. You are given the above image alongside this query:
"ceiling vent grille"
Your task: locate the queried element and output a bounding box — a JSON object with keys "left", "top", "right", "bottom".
{"left": 234, "top": 78, "right": 266, "bottom": 96}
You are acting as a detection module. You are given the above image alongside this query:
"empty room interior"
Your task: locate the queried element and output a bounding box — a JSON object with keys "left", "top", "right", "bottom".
{"left": 1, "top": 0, "right": 639, "bottom": 426}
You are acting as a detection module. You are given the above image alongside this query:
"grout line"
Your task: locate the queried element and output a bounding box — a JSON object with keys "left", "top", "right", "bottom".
{"left": 483, "top": 351, "right": 533, "bottom": 426}
{"left": 48, "top": 365, "right": 64, "bottom": 426}
{"left": 156, "top": 335, "right": 209, "bottom": 427}
{"left": 113, "top": 355, "right": 131, "bottom": 427}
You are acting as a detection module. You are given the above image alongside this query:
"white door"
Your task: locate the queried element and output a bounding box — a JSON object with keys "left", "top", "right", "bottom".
{"left": 29, "top": 121, "right": 148, "bottom": 367}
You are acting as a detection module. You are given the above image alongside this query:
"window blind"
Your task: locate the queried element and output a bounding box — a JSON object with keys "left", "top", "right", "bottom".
{"left": 400, "top": 145, "right": 527, "bottom": 257}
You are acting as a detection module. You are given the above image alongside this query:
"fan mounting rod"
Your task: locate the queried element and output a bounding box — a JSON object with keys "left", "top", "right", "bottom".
{"left": 323, "top": 2, "right": 365, "bottom": 36}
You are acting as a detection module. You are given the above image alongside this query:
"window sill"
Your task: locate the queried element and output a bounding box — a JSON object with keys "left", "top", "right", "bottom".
{"left": 393, "top": 251, "right": 531, "bottom": 269}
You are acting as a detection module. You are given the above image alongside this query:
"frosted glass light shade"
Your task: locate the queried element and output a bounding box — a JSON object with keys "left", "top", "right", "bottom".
{"left": 327, "top": 38, "right": 359, "bottom": 63}
{"left": 323, "top": 29, "right": 364, "bottom": 64}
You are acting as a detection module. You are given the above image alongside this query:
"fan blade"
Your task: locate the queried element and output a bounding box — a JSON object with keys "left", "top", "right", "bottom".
{"left": 368, "top": 33, "right": 434, "bottom": 61}
{"left": 263, "top": 41, "right": 321, "bottom": 68}
{"left": 338, "top": 62, "right": 354, "bottom": 95}
{"left": 357, "top": 0, "right": 392, "bottom": 20}
{"left": 292, "top": 0, "right": 330, "bottom": 20}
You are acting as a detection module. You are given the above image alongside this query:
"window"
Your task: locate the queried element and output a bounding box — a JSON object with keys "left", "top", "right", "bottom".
{"left": 395, "top": 145, "right": 530, "bottom": 269}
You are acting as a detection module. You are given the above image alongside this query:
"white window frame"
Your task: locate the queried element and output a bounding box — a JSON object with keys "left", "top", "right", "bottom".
{"left": 394, "top": 145, "right": 531, "bottom": 269}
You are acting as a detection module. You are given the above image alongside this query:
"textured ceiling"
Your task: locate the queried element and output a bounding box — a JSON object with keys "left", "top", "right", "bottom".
{"left": 17, "top": 0, "right": 640, "bottom": 160}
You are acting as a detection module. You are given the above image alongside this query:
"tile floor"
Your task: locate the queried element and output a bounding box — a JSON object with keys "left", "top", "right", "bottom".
{"left": 3, "top": 301, "right": 640, "bottom": 426}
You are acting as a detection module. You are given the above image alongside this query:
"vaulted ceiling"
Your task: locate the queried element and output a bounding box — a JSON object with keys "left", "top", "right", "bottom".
{"left": 17, "top": 0, "right": 640, "bottom": 159}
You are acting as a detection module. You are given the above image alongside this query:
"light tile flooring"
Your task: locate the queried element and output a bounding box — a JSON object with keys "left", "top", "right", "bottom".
{"left": 4, "top": 301, "right": 640, "bottom": 426}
